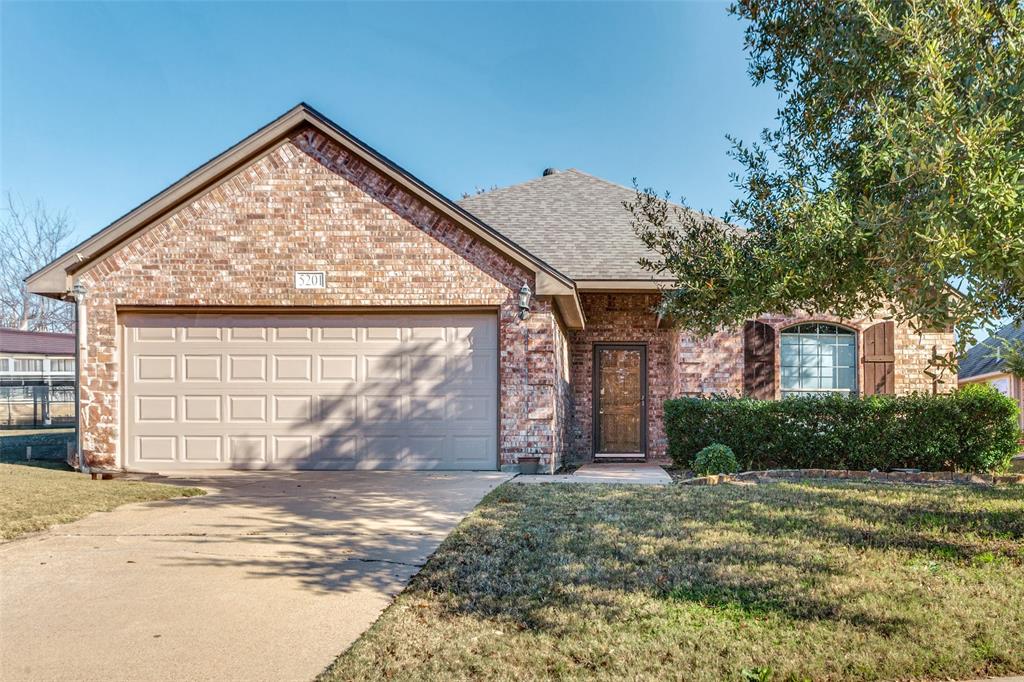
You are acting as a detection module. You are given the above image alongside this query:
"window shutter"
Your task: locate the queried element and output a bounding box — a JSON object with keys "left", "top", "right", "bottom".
{"left": 862, "top": 321, "right": 895, "bottom": 395}
{"left": 743, "top": 321, "right": 776, "bottom": 399}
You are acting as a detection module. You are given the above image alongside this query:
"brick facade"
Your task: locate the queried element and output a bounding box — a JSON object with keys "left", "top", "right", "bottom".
{"left": 567, "top": 295, "right": 956, "bottom": 465}
{"left": 568, "top": 293, "right": 675, "bottom": 461}
{"left": 74, "top": 127, "right": 562, "bottom": 469}
{"left": 67, "top": 124, "right": 955, "bottom": 473}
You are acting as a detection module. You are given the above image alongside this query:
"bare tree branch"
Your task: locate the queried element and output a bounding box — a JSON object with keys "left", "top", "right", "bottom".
{"left": 0, "top": 193, "right": 74, "bottom": 332}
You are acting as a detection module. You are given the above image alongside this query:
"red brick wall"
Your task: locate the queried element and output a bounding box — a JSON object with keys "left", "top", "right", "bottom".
{"left": 74, "top": 127, "right": 559, "bottom": 468}
{"left": 751, "top": 312, "right": 956, "bottom": 397}
{"left": 568, "top": 293, "right": 675, "bottom": 461}
{"left": 568, "top": 295, "right": 956, "bottom": 465}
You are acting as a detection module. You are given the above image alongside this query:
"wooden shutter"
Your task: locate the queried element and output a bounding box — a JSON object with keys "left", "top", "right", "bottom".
{"left": 743, "top": 321, "right": 776, "bottom": 399}
{"left": 862, "top": 321, "right": 895, "bottom": 395}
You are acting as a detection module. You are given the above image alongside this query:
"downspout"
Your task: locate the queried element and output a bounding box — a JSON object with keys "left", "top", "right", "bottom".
{"left": 71, "top": 282, "right": 89, "bottom": 475}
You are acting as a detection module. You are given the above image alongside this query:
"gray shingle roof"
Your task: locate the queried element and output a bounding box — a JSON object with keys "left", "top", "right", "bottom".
{"left": 959, "top": 322, "right": 1024, "bottom": 379}
{"left": 458, "top": 169, "right": 685, "bottom": 281}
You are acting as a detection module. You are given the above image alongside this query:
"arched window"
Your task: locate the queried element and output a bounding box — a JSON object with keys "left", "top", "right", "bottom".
{"left": 780, "top": 323, "right": 857, "bottom": 397}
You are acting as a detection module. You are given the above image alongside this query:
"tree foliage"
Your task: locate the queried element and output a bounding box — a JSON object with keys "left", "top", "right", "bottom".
{"left": 998, "top": 338, "right": 1024, "bottom": 378}
{"left": 0, "top": 194, "right": 74, "bottom": 332}
{"left": 630, "top": 0, "right": 1024, "bottom": 368}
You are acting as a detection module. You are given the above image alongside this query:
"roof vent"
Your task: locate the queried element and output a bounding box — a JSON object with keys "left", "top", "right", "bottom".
{"left": 542, "top": 168, "right": 559, "bottom": 176}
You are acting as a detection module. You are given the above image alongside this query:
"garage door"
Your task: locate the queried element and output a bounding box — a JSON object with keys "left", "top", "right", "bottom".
{"left": 122, "top": 312, "right": 498, "bottom": 471}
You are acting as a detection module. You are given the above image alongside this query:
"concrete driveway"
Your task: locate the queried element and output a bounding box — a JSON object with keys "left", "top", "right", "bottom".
{"left": 0, "top": 470, "right": 510, "bottom": 682}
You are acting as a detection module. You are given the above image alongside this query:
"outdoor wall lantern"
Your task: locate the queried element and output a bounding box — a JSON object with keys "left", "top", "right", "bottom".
{"left": 518, "top": 283, "right": 532, "bottom": 319}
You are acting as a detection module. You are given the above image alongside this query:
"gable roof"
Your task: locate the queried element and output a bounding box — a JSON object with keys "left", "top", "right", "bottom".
{"left": 458, "top": 169, "right": 695, "bottom": 283}
{"left": 0, "top": 328, "right": 75, "bottom": 355}
{"left": 25, "top": 103, "right": 584, "bottom": 326}
{"left": 959, "top": 322, "right": 1024, "bottom": 380}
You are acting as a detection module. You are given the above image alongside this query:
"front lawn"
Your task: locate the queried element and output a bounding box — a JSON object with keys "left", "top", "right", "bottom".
{"left": 323, "top": 481, "right": 1024, "bottom": 681}
{"left": 0, "top": 462, "right": 205, "bottom": 541}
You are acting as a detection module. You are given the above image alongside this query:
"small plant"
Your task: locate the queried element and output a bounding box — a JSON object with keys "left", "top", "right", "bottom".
{"left": 740, "top": 667, "right": 774, "bottom": 682}
{"left": 692, "top": 443, "right": 739, "bottom": 476}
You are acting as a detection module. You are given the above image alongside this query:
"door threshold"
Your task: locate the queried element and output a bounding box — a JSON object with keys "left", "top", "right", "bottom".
{"left": 594, "top": 453, "right": 646, "bottom": 459}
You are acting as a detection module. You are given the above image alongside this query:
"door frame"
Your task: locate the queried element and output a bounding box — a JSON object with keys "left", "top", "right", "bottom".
{"left": 591, "top": 342, "right": 648, "bottom": 458}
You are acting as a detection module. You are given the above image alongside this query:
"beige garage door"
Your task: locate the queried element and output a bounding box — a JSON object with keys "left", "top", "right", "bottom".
{"left": 122, "top": 312, "right": 498, "bottom": 471}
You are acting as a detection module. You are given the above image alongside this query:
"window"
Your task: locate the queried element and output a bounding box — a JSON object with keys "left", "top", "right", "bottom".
{"left": 780, "top": 323, "right": 857, "bottom": 397}
{"left": 49, "top": 358, "right": 75, "bottom": 372}
{"left": 13, "top": 358, "right": 44, "bottom": 373}
{"left": 0, "top": 358, "right": 8, "bottom": 372}
{"left": 989, "top": 377, "right": 1010, "bottom": 396}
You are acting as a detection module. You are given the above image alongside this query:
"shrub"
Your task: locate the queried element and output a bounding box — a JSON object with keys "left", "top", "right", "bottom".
{"left": 664, "top": 384, "right": 1021, "bottom": 473}
{"left": 692, "top": 443, "right": 739, "bottom": 475}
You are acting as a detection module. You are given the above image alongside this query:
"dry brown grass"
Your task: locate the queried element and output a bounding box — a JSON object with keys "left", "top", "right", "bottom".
{"left": 0, "top": 462, "right": 204, "bottom": 541}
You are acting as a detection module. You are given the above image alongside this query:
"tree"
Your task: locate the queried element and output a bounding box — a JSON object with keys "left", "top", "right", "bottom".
{"left": 629, "top": 0, "right": 1024, "bottom": 371}
{"left": 0, "top": 193, "right": 74, "bottom": 332}
{"left": 999, "top": 338, "right": 1024, "bottom": 379}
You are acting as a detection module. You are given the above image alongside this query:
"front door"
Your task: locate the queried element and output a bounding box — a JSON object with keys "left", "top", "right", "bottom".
{"left": 593, "top": 344, "right": 647, "bottom": 457}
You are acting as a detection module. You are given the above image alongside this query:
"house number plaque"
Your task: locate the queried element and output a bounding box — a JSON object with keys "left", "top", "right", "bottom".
{"left": 294, "top": 271, "right": 327, "bottom": 289}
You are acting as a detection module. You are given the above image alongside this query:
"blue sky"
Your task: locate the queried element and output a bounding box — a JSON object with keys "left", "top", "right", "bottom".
{"left": 1, "top": 0, "right": 779, "bottom": 245}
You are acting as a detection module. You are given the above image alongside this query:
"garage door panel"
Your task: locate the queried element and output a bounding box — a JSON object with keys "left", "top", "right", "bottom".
{"left": 125, "top": 312, "right": 497, "bottom": 470}
{"left": 273, "top": 355, "right": 313, "bottom": 381}
{"left": 319, "top": 325, "right": 357, "bottom": 342}
{"left": 319, "top": 355, "right": 357, "bottom": 381}
{"left": 364, "top": 395, "right": 402, "bottom": 422}
{"left": 228, "top": 435, "right": 267, "bottom": 463}
{"left": 183, "top": 355, "right": 222, "bottom": 382}
{"left": 273, "top": 395, "right": 313, "bottom": 423}
{"left": 408, "top": 396, "right": 446, "bottom": 422}
{"left": 364, "top": 355, "right": 401, "bottom": 381}
{"left": 136, "top": 396, "right": 176, "bottom": 422}
{"left": 228, "top": 395, "right": 267, "bottom": 422}
{"left": 183, "top": 395, "right": 221, "bottom": 422}
{"left": 135, "top": 326, "right": 176, "bottom": 342}
{"left": 229, "top": 327, "right": 267, "bottom": 342}
{"left": 229, "top": 355, "right": 267, "bottom": 382}
{"left": 273, "top": 327, "right": 313, "bottom": 342}
{"left": 136, "top": 356, "right": 176, "bottom": 382}
{"left": 183, "top": 436, "right": 222, "bottom": 462}
{"left": 136, "top": 436, "right": 177, "bottom": 462}
{"left": 183, "top": 326, "right": 222, "bottom": 342}
{"left": 319, "top": 395, "right": 357, "bottom": 422}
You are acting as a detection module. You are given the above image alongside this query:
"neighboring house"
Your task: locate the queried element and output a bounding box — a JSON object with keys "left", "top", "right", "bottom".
{"left": 25, "top": 104, "right": 954, "bottom": 473}
{"left": 0, "top": 328, "right": 76, "bottom": 426}
{"left": 0, "top": 329, "right": 75, "bottom": 385}
{"left": 958, "top": 322, "right": 1024, "bottom": 431}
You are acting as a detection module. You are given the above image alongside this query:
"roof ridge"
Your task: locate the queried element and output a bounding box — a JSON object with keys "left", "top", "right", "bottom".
{"left": 561, "top": 168, "right": 637, "bottom": 195}
{"left": 458, "top": 171, "right": 570, "bottom": 203}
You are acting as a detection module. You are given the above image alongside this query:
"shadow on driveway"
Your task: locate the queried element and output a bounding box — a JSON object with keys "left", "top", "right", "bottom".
{"left": 0, "top": 469, "right": 509, "bottom": 682}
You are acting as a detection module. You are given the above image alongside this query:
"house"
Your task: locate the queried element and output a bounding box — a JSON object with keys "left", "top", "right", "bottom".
{"left": 25, "top": 104, "right": 954, "bottom": 473}
{"left": 0, "top": 328, "right": 75, "bottom": 384}
{"left": 0, "top": 328, "right": 76, "bottom": 427}
{"left": 959, "top": 322, "right": 1024, "bottom": 431}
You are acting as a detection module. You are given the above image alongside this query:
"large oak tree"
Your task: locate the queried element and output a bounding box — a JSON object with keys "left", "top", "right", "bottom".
{"left": 630, "top": 0, "right": 1024, "bottom": 370}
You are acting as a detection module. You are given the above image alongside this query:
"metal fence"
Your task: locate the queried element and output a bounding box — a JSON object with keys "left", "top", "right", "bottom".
{"left": 1, "top": 384, "right": 76, "bottom": 428}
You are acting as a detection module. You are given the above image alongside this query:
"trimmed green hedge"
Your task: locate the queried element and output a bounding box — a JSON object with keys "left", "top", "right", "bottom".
{"left": 664, "top": 384, "right": 1022, "bottom": 473}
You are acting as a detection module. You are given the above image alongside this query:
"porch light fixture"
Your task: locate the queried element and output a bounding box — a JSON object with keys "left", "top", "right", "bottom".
{"left": 518, "top": 283, "right": 532, "bottom": 319}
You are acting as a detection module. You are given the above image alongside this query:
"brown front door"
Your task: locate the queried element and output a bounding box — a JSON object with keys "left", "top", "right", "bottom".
{"left": 593, "top": 344, "right": 647, "bottom": 456}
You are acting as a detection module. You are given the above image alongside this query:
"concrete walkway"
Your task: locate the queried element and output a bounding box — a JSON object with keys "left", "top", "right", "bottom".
{"left": 0, "top": 470, "right": 510, "bottom": 682}
{"left": 515, "top": 463, "right": 671, "bottom": 485}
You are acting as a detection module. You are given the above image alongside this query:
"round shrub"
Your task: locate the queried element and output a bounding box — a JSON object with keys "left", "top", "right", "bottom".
{"left": 692, "top": 443, "right": 739, "bottom": 475}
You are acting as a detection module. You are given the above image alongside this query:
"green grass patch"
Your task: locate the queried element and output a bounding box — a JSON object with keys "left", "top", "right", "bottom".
{"left": 0, "top": 428, "right": 77, "bottom": 461}
{"left": 0, "top": 462, "right": 205, "bottom": 540}
{"left": 322, "top": 481, "right": 1024, "bottom": 681}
